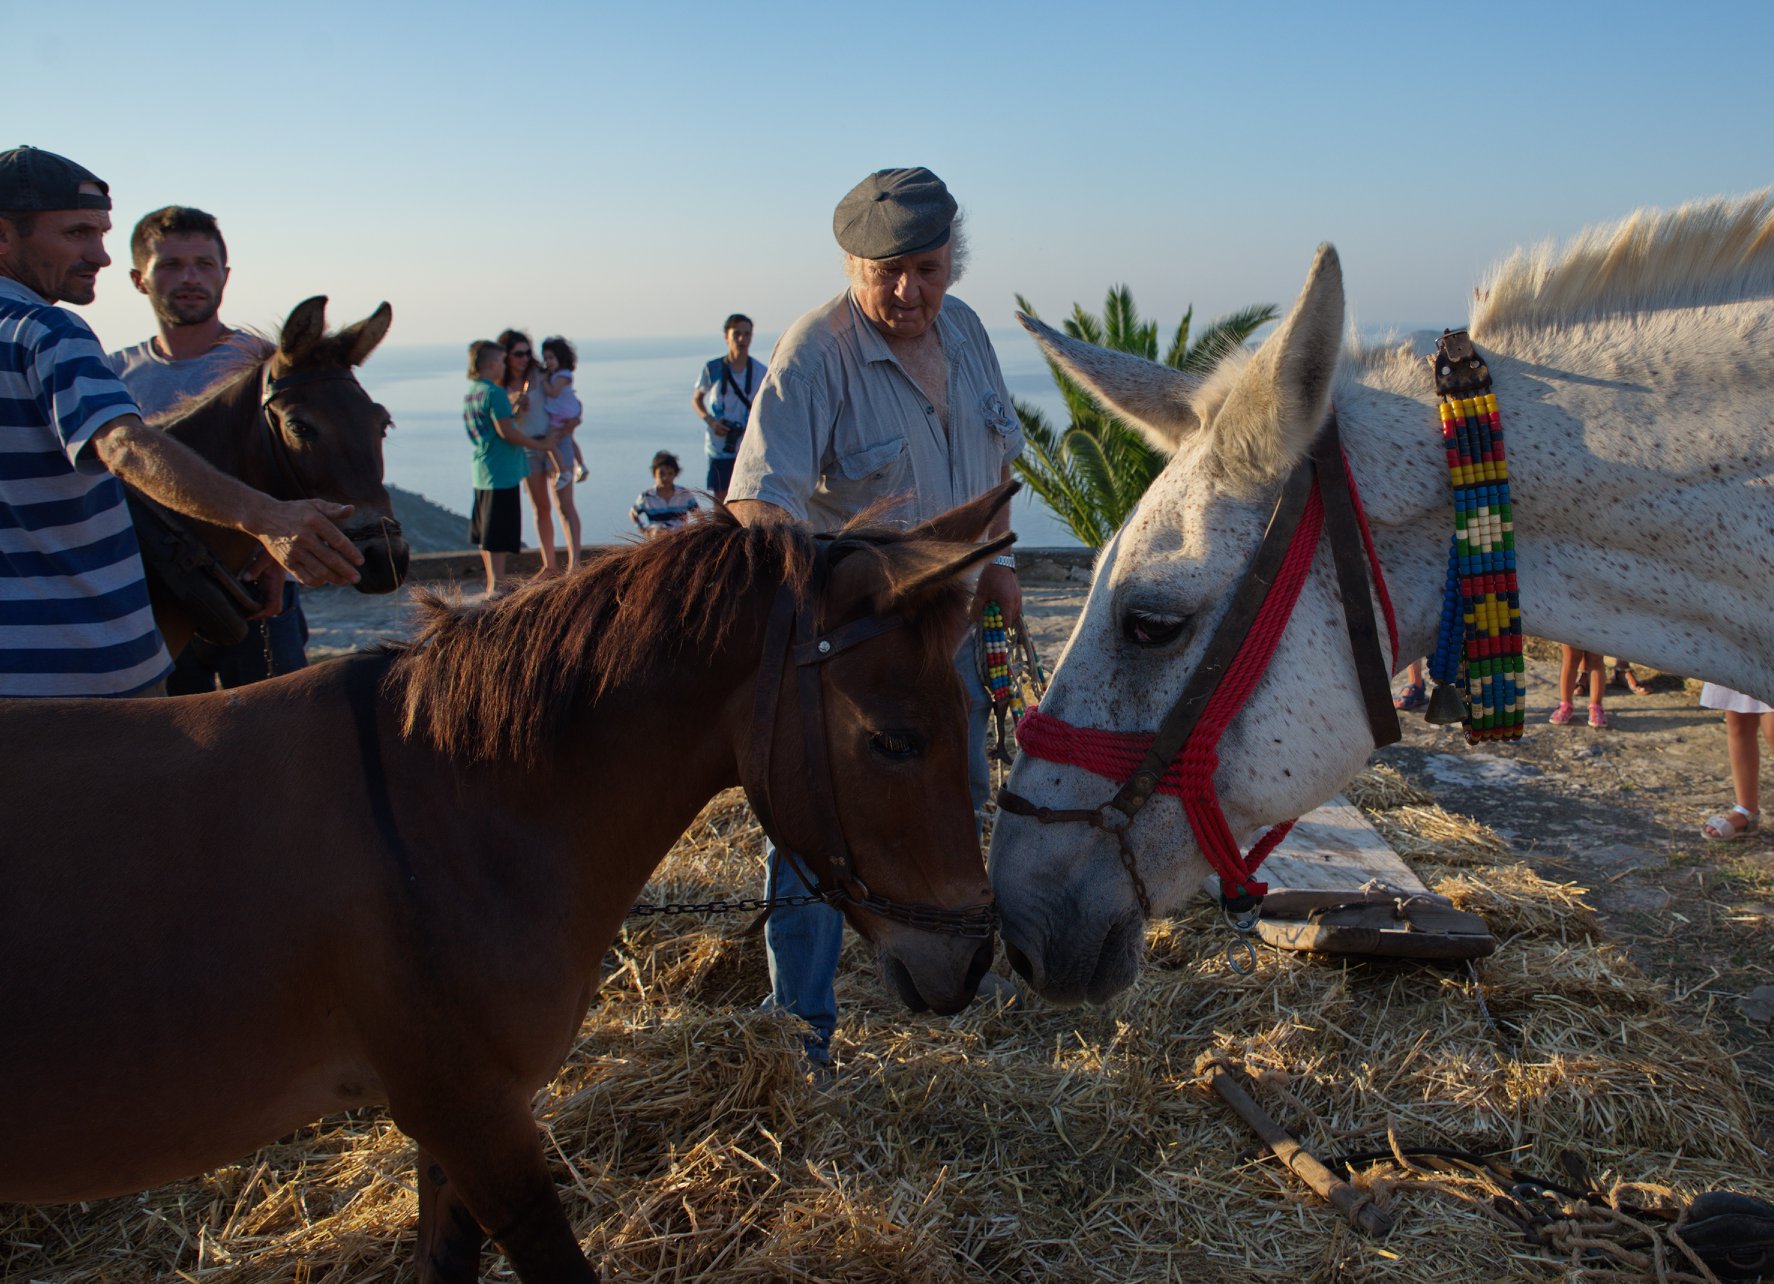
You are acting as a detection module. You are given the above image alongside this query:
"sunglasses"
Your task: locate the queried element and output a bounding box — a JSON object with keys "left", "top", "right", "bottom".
{"left": 508, "top": 347, "right": 532, "bottom": 358}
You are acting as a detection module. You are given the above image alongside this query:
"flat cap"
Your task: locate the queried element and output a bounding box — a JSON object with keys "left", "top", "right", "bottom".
{"left": 0, "top": 146, "right": 111, "bottom": 212}
{"left": 832, "top": 167, "right": 955, "bottom": 260}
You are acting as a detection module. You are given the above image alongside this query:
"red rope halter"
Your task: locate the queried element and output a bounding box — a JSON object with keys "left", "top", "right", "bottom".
{"left": 1012, "top": 443, "right": 1397, "bottom": 905}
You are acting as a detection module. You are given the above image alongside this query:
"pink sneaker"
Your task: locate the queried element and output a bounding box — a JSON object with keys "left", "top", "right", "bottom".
{"left": 1548, "top": 701, "right": 1574, "bottom": 725}
{"left": 1588, "top": 705, "right": 1608, "bottom": 729}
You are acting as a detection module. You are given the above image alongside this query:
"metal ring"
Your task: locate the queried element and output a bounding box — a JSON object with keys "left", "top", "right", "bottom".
{"left": 1222, "top": 903, "right": 1261, "bottom": 935}
{"left": 1095, "top": 803, "right": 1133, "bottom": 834}
{"left": 1225, "top": 934, "right": 1258, "bottom": 975}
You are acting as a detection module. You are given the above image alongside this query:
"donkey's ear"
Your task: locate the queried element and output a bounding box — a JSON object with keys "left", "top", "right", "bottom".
{"left": 1018, "top": 312, "right": 1202, "bottom": 454}
{"left": 1207, "top": 244, "right": 1343, "bottom": 489}
{"left": 906, "top": 478, "right": 1018, "bottom": 546}
{"left": 880, "top": 530, "right": 1015, "bottom": 618}
{"left": 278, "top": 296, "right": 329, "bottom": 361}
{"left": 335, "top": 302, "right": 393, "bottom": 367}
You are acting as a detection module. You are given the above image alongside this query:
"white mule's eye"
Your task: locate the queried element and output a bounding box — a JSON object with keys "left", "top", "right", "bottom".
{"left": 1122, "top": 609, "right": 1189, "bottom": 647}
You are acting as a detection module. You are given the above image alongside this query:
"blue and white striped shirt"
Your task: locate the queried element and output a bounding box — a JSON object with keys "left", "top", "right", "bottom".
{"left": 0, "top": 276, "right": 171, "bottom": 696}
{"left": 631, "top": 484, "right": 700, "bottom": 531}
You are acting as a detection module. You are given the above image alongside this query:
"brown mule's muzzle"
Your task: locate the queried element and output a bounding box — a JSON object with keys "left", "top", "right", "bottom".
{"left": 345, "top": 519, "right": 409, "bottom": 595}
{"left": 876, "top": 931, "right": 995, "bottom": 1015}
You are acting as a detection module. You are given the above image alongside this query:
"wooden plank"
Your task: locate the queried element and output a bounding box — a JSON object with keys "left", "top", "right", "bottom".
{"left": 1205, "top": 794, "right": 1428, "bottom": 897}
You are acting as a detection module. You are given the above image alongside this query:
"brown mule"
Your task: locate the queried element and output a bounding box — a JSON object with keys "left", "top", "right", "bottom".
{"left": 134, "top": 295, "right": 409, "bottom": 658}
{"left": 0, "top": 483, "right": 1016, "bottom": 1282}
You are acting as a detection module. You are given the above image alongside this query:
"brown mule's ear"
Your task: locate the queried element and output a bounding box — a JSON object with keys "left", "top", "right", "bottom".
{"left": 335, "top": 302, "right": 393, "bottom": 367}
{"left": 905, "top": 478, "right": 1019, "bottom": 546}
{"left": 278, "top": 296, "right": 329, "bottom": 362}
{"left": 881, "top": 529, "right": 1015, "bottom": 617}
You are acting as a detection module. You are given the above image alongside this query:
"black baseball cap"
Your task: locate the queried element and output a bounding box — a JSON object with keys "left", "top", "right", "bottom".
{"left": 0, "top": 146, "right": 111, "bottom": 212}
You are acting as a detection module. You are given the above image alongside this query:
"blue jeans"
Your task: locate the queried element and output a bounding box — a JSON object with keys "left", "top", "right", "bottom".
{"left": 762, "top": 633, "right": 991, "bottom": 1062}
{"left": 167, "top": 583, "right": 308, "bottom": 694}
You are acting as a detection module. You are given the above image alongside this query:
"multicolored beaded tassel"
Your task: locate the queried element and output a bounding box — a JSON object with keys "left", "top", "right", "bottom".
{"left": 1425, "top": 329, "right": 1526, "bottom": 743}
{"left": 981, "top": 602, "right": 1046, "bottom": 772}
{"left": 981, "top": 602, "right": 1013, "bottom": 704}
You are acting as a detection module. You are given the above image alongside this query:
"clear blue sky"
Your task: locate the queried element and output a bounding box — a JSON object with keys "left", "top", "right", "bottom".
{"left": 15, "top": 0, "right": 1773, "bottom": 349}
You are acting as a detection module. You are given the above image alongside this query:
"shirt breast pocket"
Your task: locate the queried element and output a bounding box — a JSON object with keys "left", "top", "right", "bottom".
{"left": 982, "top": 391, "right": 1018, "bottom": 449}
{"left": 826, "top": 437, "right": 911, "bottom": 511}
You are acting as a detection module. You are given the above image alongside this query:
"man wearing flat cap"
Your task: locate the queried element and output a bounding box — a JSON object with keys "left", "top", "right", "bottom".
{"left": 728, "top": 166, "right": 1022, "bottom": 1063}
{"left": 0, "top": 145, "right": 362, "bottom": 697}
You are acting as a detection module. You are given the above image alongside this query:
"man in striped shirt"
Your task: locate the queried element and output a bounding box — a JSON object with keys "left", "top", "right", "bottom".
{"left": 0, "top": 145, "right": 363, "bottom": 697}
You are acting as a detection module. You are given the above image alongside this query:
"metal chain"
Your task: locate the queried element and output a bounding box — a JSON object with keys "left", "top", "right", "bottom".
{"left": 625, "top": 890, "right": 832, "bottom": 919}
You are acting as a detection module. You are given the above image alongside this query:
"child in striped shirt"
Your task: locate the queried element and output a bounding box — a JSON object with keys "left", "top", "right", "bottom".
{"left": 630, "top": 450, "right": 700, "bottom": 537}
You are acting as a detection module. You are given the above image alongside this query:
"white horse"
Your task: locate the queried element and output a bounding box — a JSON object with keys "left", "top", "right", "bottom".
{"left": 989, "top": 192, "right": 1774, "bottom": 1005}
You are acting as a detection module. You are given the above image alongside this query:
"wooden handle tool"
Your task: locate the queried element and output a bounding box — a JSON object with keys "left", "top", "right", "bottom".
{"left": 1197, "top": 1053, "right": 1395, "bottom": 1238}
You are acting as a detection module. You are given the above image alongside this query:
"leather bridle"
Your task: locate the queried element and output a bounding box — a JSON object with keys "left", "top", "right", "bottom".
{"left": 260, "top": 366, "right": 404, "bottom": 549}
{"left": 998, "top": 416, "right": 1400, "bottom": 914}
{"left": 740, "top": 541, "right": 998, "bottom": 940}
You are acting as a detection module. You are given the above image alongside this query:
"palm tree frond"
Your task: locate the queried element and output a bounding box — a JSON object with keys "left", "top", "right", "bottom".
{"left": 1181, "top": 304, "right": 1281, "bottom": 375}
{"left": 1012, "top": 284, "right": 1276, "bottom": 547}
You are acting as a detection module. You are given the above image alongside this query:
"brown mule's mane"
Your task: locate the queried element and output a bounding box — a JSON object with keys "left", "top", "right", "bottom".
{"left": 387, "top": 510, "right": 973, "bottom": 768}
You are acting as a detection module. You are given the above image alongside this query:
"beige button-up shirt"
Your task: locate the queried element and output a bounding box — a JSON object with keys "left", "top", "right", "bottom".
{"left": 728, "top": 290, "right": 1021, "bottom": 534}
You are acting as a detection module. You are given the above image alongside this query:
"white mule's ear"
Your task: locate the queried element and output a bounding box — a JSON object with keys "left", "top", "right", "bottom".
{"left": 1208, "top": 244, "right": 1344, "bottom": 488}
{"left": 1017, "top": 312, "right": 1202, "bottom": 454}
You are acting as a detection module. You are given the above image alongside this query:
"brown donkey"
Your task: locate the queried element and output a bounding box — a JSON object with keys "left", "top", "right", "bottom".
{"left": 134, "top": 295, "right": 409, "bottom": 658}
{"left": 0, "top": 484, "right": 1014, "bottom": 1281}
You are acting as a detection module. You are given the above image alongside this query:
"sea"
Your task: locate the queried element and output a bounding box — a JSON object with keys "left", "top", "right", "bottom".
{"left": 359, "top": 332, "right": 1084, "bottom": 550}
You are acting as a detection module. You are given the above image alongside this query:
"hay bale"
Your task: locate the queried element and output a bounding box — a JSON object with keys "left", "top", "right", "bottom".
{"left": 5, "top": 788, "right": 1766, "bottom": 1282}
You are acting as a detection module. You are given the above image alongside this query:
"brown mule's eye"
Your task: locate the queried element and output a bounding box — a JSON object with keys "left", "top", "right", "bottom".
{"left": 869, "top": 730, "right": 922, "bottom": 760}
{"left": 1122, "top": 608, "right": 1189, "bottom": 647}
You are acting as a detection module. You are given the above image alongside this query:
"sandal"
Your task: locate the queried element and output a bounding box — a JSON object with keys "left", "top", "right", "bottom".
{"left": 1548, "top": 701, "right": 1574, "bottom": 725}
{"left": 1703, "top": 804, "right": 1760, "bottom": 842}
{"left": 1394, "top": 682, "right": 1427, "bottom": 711}
{"left": 1588, "top": 705, "right": 1608, "bottom": 729}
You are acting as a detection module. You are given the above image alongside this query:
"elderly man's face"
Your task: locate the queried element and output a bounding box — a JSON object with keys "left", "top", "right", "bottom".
{"left": 850, "top": 244, "right": 952, "bottom": 340}
{"left": 0, "top": 203, "right": 113, "bottom": 306}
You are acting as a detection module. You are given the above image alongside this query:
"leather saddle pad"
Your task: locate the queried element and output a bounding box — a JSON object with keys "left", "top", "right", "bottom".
{"left": 1253, "top": 888, "right": 1496, "bottom": 960}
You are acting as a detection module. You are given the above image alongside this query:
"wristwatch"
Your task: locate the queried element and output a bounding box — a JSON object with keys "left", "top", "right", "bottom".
{"left": 991, "top": 554, "right": 1017, "bottom": 570}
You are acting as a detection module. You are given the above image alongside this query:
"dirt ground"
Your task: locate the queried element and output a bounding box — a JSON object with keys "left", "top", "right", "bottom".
{"left": 303, "top": 580, "right": 1774, "bottom": 1145}
{"left": 1379, "top": 641, "right": 1774, "bottom": 1148}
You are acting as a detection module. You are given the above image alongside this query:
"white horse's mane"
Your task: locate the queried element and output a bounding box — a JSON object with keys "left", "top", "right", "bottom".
{"left": 1469, "top": 190, "right": 1774, "bottom": 338}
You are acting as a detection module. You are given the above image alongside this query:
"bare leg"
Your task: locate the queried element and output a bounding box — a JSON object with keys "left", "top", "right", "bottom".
{"left": 479, "top": 550, "right": 507, "bottom": 597}
{"left": 525, "top": 470, "right": 559, "bottom": 575}
{"left": 1550, "top": 645, "right": 1580, "bottom": 721}
{"left": 1557, "top": 645, "right": 1581, "bottom": 705}
{"left": 553, "top": 482, "right": 583, "bottom": 573}
{"left": 1726, "top": 711, "right": 1765, "bottom": 816}
{"left": 1584, "top": 651, "right": 1605, "bottom": 709}
{"left": 416, "top": 1149, "right": 486, "bottom": 1284}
